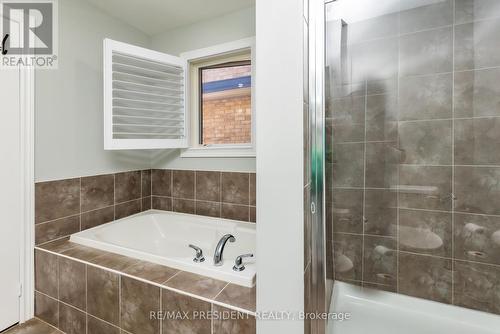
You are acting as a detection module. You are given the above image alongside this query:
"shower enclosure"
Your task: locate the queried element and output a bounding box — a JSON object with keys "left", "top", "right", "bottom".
{"left": 307, "top": 0, "right": 500, "bottom": 333}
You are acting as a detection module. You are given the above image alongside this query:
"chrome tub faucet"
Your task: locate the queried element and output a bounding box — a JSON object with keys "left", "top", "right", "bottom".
{"left": 213, "top": 234, "right": 235, "bottom": 266}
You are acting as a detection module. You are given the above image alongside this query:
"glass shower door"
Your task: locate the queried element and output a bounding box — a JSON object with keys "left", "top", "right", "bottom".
{"left": 325, "top": 0, "right": 500, "bottom": 322}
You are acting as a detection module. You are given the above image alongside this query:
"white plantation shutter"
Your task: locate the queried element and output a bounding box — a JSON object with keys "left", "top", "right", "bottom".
{"left": 104, "top": 38, "right": 188, "bottom": 150}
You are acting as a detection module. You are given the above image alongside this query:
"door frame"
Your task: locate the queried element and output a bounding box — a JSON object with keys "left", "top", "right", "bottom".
{"left": 18, "top": 66, "right": 35, "bottom": 323}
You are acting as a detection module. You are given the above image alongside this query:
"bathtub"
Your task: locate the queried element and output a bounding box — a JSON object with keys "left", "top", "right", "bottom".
{"left": 70, "top": 210, "right": 256, "bottom": 287}
{"left": 329, "top": 281, "right": 500, "bottom": 334}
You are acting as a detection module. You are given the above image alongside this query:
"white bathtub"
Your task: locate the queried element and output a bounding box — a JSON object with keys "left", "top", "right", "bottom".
{"left": 70, "top": 210, "right": 256, "bottom": 287}
{"left": 329, "top": 281, "right": 500, "bottom": 334}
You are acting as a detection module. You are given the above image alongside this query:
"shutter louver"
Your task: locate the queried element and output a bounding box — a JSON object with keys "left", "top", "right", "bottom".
{"left": 104, "top": 39, "right": 188, "bottom": 150}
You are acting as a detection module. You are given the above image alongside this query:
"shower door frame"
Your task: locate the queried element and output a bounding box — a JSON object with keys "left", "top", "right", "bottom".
{"left": 309, "top": 0, "right": 327, "bottom": 333}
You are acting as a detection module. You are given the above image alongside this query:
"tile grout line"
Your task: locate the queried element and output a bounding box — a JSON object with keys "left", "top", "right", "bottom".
{"left": 194, "top": 170, "right": 197, "bottom": 215}
{"left": 37, "top": 194, "right": 206, "bottom": 229}
{"left": 113, "top": 174, "right": 116, "bottom": 220}
{"left": 57, "top": 253, "right": 60, "bottom": 329}
{"left": 248, "top": 173, "right": 251, "bottom": 221}
{"left": 395, "top": 2, "right": 401, "bottom": 293}
{"left": 37, "top": 289, "right": 122, "bottom": 332}
{"left": 85, "top": 264, "right": 88, "bottom": 334}
{"left": 87, "top": 313, "right": 121, "bottom": 331}
{"left": 35, "top": 213, "right": 81, "bottom": 226}
{"left": 31, "top": 316, "right": 62, "bottom": 333}
{"left": 329, "top": 115, "right": 500, "bottom": 126}
{"left": 213, "top": 282, "right": 230, "bottom": 301}
{"left": 451, "top": 0, "right": 456, "bottom": 306}
{"left": 160, "top": 270, "right": 182, "bottom": 285}
{"left": 79, "top": 178, "right": 82, "bottom": 232}
{"left": 119, "top": 275, "right": 122, "bottom": 330}
{"left": 159, "top": 285, "right": 162, "bottom": 334}
{"left": 211, "top": 303, "right": 214, "bottom": 334}
{"left": 361, "top": 78, "right": 367, "bottom": 284}
{"left": 330, "top": 63, "right": 500, "bottom": 86}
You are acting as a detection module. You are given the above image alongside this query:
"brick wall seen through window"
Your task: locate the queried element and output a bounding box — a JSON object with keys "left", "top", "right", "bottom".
{"left": 200, "top": 62, "right": 252, "bottom": 145}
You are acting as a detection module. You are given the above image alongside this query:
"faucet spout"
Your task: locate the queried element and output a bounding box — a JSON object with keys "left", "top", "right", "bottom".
{"left": 213, "top": 234, "right": 235, "bottom": 266}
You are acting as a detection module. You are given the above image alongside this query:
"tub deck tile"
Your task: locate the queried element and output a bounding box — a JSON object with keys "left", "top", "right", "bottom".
{"left": 123, "top": 260, "right": 179, "bottom": 284}
{"left": 165, "top": 271, "right": 228, "bottom": 299}
{"left": 215, "top": 284, "right": 256, "bottom": 312}
{"left": 37, "top": 238, "right": 78, "bottom": 254}
{"left": 60, "top": 245, "right": 106, "bottom": 262}
{"left": 89, "top": 252, "right": 140, "bottom": 271}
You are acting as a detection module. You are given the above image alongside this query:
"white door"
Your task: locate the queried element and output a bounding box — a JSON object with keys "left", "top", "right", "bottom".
{"left": 0, "top": 67, "right": 22, "bottom": 330}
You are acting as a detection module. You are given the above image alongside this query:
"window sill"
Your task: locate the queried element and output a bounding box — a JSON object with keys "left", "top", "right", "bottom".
{"left": 180, "top": 145, "right": 256, "bottom": 158}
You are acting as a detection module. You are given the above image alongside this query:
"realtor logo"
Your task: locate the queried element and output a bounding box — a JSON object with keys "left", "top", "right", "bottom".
{"left": 0, "top": 0, "right": 58, "bottom": 68}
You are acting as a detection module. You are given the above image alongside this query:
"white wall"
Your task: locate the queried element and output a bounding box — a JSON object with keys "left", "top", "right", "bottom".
{"left": 255, "top": 0, "right": 304, "bottom": 333}
{"left": 35, "top": 2, "right": 256, "bottom": 182}
{"left": 35, "top": 0, "right": 152, "bottom": 181}
{"left": 151, "top": 6, "right": 255, "bottom": 55}
{"left": 150, "top": 6, "right": 256, "bottom": 172}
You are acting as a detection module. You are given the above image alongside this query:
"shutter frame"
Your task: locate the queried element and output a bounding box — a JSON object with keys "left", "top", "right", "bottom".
{"left": 104, "top": 38, "right": 188, "bottom": 150}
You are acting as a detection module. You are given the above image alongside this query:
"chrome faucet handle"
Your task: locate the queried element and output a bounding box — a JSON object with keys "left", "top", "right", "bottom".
{"left": 233, "top": 253, "right": 254, "bottom": 272}
{"left": 188, "top": 244, "right": 205, "bottom": 263}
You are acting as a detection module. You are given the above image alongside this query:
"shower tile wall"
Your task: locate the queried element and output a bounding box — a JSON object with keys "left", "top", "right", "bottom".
{"left": 327, "top": 0, "right": 500, "bottom": 315}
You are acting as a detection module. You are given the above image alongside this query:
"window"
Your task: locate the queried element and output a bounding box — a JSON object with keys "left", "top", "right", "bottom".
{"left": 199, "top": 61, "right": 252, "bottom": 145}
{"left": 103, "top": 37, "right": 255, "bottom": 155}
{"left": 181, "top": 38, "right": 256, "bottom": 158}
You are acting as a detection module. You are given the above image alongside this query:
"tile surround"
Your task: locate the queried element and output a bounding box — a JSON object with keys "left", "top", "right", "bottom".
{"left": 35, "top": 178, "right": 80, "bottom": 224}
{"left": 35, "top": 169, "right": 257, "bottom": 246}
{"left": 87, "top": 315, "right": 119, "bottom": 334}
{"left": 121, "top": 276, "right": 160, "bottom": 334}
{"left": 86, "top": 266, "right": 120, "bottom": 325}
{"left": 35, "top": 249, "right": 58, "bottom": 299}
{"left": 58, "top": 303, "right": 86, "bottom": 334}
{"left": 326, "top": 0, "right": 500, "bottom": 317}
{"left": 165, "top": 271, "right": 228, "bottom": 299}
{"left": 212, "top": 305, "right": 256, "bottom": 334}
{"left": 35, "top": 292, "right": 58, "bottom": 327}
{"left": 161, "top": 289, "right": 211, "bottom": 334}
{"left": 152, "top": 170, "right": 256, "bottom": 223}
{"left": 58, "top": 257, "right": 86, "bottom": 310}
{"left": 80, "top": 174, "right": 114, "bottom": 212}
{"left": 34, "top": 241, "right": 256, "bottom": 334}
{"left": 35, "top": 170, "right": 152, "bottom": 245}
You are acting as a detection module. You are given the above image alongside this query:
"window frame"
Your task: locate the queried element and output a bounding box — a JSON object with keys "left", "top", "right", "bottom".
{"left": 198, "top": 60, "right": 252, "bottom": 146}
{"left": 180, "top": 37, "right": 256, "bottom": 158}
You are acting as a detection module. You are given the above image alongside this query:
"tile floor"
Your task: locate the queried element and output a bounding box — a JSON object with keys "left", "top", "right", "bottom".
{"left": 3, "top": 318, "right": 62, "bottom": 334}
